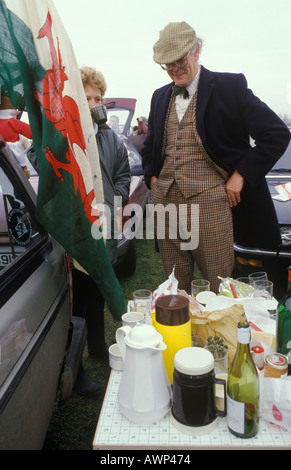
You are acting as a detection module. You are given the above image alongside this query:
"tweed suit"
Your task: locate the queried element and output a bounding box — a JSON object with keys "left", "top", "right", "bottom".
{"left": 152, "top": 92, "right": 233, "bottom": 292}
{"left": 142, "top": 66, "right": 290, "bottom": 253}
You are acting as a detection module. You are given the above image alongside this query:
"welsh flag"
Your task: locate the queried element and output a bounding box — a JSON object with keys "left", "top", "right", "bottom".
{"left": 0, "top": 0, "right": 126, "bottom": 319}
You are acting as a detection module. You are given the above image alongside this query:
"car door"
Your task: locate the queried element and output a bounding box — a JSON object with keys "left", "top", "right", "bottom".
{"left": 0, "top": 147, "right": 70, "bottom": 449}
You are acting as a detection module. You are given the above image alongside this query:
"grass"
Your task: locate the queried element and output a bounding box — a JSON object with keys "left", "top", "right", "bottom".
{"left": 43, "top": 234, "right": 165, "bottom": 450}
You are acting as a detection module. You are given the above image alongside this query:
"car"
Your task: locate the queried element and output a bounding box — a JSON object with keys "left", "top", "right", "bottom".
{"left": 233, "top": 135, "right": 291, "bottom": 299}
{"left": 0, "top": 139, "right": 87, "bottom": 450}
{"left": 103, "top": 98, "right": 150, "bottom": 277}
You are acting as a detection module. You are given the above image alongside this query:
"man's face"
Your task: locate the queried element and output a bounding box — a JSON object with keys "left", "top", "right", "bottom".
{"left": 166, "top": 46, "right": 200, "bottom": 87}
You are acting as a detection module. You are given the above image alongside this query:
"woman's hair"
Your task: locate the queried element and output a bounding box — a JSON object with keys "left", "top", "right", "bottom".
{"left": 80, "top": 66, "right": 107, "bottom": 99}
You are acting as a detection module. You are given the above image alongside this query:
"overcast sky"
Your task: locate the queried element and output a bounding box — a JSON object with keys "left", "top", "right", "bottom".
{"left": 53, "top": 0, "right": 291, "bottom": 122}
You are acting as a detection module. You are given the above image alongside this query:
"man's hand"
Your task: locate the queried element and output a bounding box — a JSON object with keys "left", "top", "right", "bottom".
{"left": 225, "top": 171, "right": 244, "bottom": 207}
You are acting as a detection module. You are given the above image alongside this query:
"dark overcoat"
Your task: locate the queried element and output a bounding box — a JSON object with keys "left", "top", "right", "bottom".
{"left": 141, "top": 66, "right": 290, "bottom": 249}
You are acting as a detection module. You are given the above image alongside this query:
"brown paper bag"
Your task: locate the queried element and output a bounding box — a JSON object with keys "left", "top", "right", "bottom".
{"left": 191, "top": 304, "right": 247, "bottom": 367}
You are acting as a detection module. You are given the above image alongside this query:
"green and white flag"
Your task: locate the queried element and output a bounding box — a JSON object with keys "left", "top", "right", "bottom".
{"left": 0, "top": 0, "right": 126, "bottom": 319}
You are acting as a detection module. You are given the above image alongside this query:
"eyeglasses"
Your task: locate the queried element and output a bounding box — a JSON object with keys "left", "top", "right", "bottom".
{"left": 160, "top": 51, "right": 191, "bottom": 72}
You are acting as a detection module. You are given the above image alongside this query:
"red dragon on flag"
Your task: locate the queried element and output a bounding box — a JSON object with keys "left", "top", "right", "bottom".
{"left": 35, "top": 11, "right": 99, "bottom": 227}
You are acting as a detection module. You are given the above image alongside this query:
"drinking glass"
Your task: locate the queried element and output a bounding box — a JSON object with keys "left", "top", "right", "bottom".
{"left": 248, "top": 271, "right": 268, "bottom": 282}
{"left": 133, "top": 289, "right": 152, "bottom": 319}
{"left": 191, "top": 279, "right": 210, "bottom": 298}
{"left": 253, "top": 280, "right": 273, "bottom": 300}
{"left": 205, "top": 345, "right": 228, "bottom": 412}
{"left": 236, "top": 277, "right": 254, "bottom": 285}
{"left": 205, "top": 344, "right": 228, "bottom": 374}
{"left": 192, "top": 334, "right": 207, "bottom": 348}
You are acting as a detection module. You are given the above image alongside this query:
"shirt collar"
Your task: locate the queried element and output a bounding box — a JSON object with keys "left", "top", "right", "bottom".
{"left": 186, "top": 65, "right": 201, "bottom": 97}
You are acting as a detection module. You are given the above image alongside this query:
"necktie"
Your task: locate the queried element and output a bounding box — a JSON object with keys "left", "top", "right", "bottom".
{"left": 172, "top": 84, "right": 189, "bottom": 99}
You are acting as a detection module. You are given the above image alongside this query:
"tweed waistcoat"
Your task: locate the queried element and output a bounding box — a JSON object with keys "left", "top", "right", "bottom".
{"left": 156, "top": 92, "right": 229, "bottom": 198}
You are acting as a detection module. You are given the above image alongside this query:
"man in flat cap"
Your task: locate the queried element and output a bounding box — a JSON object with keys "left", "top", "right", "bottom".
{"left": 142, "top": 21, "right": 290, "bottom": 293}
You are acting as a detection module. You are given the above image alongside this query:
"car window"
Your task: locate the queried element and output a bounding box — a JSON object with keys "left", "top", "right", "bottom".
{"left": 107, "top": 109, "right": 130, "bottom": 135}
{"left": 271, "top": 139, "right": 291, "bottom": 170}
{"left": 0, "top": 158, "right": 50, "bottom": 387}
{"left": 0, "top": 161, "right": 45, "bottom": 273}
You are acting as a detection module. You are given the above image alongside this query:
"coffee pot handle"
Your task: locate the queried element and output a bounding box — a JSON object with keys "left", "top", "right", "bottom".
{"left": 116, "top": 326, "right": 131, "bottom": 362}
{"left": 214, "top": 377, "right": 227, "bottom": 417}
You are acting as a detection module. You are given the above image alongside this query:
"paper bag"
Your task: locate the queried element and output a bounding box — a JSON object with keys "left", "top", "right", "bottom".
{"left": 260, "top": 377, "right": 291, "bottom": 430}
{"left": 191, "top": 304, "right": 246, "bottom": 366}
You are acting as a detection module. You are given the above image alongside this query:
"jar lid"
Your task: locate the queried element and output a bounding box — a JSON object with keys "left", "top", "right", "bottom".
{"left": 155, "top": 294, "right": 189, "bottom": 326}
{"left": 265, "top": 353, "right": 287, "bottom": 369}
{"left": 252, "top": 346, "right": 264, "bottom": 354}
{"left": 174, "top": 347, "right": 214, "bottom": 375}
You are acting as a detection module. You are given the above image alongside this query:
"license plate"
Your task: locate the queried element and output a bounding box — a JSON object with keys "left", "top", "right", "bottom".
{"left": 0, "top": 253, "right": 19, "bottom": 266}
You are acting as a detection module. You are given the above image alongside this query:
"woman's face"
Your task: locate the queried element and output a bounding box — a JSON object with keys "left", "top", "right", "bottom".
{"left": 84, "top": 85, "right": 102, "bottom": 110}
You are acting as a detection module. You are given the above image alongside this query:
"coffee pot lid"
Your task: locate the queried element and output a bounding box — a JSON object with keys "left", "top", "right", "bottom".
{"left": 125, "top": 323, "right": 163, "bottom": 348}
{"left": 174, "top": 347, "right": 214, "bottom": 375}
{"left": 155, "top": 294, "right": 189, "bottom": 326}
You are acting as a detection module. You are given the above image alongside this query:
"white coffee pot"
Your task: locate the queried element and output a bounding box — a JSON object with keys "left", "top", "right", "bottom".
{"left": 116, "top": 323, "right": 171, "bottom": 424}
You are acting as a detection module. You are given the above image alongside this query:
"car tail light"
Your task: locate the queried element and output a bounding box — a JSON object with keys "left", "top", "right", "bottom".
{"left": 236, "top": 256, "right": 263, "bottom": 267}
{"left": 65, "top": 252, "right": 73, "bottom": 320}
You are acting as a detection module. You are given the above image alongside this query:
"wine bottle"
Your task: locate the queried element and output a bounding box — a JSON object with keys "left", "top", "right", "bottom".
{"left": 276, "top": 266, "right": 291, "bottom": 355}
{"left": 227, "top": 321, "right": 259, "bottom": 438}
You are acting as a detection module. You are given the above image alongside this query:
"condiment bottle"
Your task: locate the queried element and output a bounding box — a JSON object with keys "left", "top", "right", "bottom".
{"left": 251, "top": 345, "right": 264, "bottom": 370}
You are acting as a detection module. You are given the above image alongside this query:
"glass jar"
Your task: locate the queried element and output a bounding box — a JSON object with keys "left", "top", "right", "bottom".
{"left": 171, "top": 347, "right": 226, "bottom": 435}
{"left": 264, "top": 353, "right": 288, "bottom": 378}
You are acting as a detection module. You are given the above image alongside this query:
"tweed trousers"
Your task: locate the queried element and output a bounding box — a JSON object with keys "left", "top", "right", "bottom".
{"left": 152, "top": 181, "right": 234, "bottom": 293}
{"left": 152, "top": 92, "right": 234, "bottom": 293}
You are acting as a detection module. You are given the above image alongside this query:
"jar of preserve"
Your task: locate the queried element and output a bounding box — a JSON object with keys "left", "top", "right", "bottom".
{"left": 171, "top": 347, "right": 226, "bottom": 435}
{"left": 264, "top": 353, "right": 288, "bottom": 378}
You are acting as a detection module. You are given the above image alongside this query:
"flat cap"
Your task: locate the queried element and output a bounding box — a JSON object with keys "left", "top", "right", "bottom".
{"left": 153, "top": 21, "right": 197, "bottom": 64}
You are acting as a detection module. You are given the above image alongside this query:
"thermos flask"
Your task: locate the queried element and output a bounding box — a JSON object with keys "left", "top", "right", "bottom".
{"left": 155, "top": 294, "right": 191, "bottom": 383}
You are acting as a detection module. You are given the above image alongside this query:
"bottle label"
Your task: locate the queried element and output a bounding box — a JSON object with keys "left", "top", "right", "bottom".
{"left": 227, "top": 394, "right": 245, "bottom": 434}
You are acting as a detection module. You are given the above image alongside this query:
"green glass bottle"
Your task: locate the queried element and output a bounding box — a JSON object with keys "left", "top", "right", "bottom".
{"left": 276, "top": 266, "right": 291, "bottom": 355}
{"left": 227, "top": 321, "right": 259, "bottom": 438}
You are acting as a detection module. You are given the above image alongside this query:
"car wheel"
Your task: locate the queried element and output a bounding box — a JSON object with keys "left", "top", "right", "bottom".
{"left": 115, "top": 237, "right": 137, "bottom": 278}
